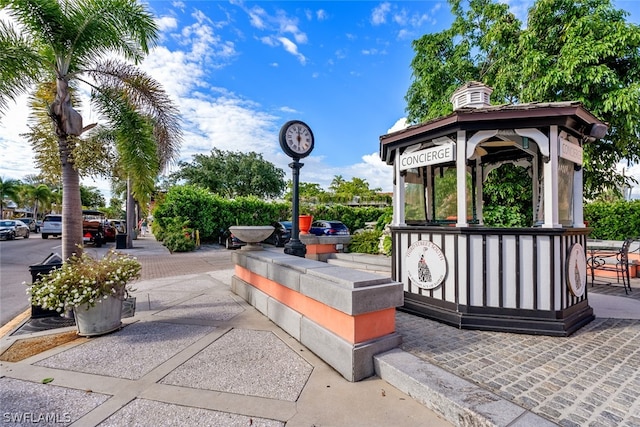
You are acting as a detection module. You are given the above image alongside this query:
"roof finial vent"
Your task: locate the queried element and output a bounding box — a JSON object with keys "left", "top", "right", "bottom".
{"left": 450, "top": 81, "right": 493, "bottom": 110}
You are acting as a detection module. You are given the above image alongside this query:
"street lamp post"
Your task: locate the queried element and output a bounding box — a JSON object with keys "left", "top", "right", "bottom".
{"left": 284, "top": 159, "right": 306, "bottom": 257}
{"left": 279, "top": 120, "right": 315, "bottom": 258}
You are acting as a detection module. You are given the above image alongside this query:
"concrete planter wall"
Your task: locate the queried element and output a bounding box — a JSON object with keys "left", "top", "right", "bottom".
{"left": 231, "top": 250, "right": 403, "bottom": 382}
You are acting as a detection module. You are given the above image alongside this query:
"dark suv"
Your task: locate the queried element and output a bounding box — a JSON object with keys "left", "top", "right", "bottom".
{"left": 263, "top": 221, "right": 292, "bottom": 247}
{"left": 309, "top": 220, "right": 350, "bottom": 236}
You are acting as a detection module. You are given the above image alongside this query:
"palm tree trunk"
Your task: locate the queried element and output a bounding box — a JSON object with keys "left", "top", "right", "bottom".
{"left": 126, "top": 177, "right": 135, "bottom": 249}
{"left": 59, "top": 137, "right": 83, "bottom": 260}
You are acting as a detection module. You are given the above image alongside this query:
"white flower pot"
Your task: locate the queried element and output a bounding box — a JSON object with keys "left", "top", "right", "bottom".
{"left": 73, "top": 295, "right": 123, "bottom": 336}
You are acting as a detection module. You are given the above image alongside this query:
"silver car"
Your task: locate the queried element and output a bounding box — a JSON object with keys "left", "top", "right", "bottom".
{"left": 41, "top": 214, "right": 62, "bottom": 239}
{"left": 0, "top": 220, "right": 30, "bottom": 240}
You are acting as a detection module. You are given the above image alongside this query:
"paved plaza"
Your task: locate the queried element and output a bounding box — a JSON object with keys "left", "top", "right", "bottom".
{"left": 1, "top": 236, "right": 639, "bottom": 426}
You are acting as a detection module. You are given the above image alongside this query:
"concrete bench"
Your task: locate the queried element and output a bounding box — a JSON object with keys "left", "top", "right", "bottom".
{"left": 231, "top": 249, "right": 403, "bottom": 381}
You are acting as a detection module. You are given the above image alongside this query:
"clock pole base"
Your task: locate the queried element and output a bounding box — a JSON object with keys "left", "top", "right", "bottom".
{"left": 284, "top": 240, "right": 307, "bottom": 258}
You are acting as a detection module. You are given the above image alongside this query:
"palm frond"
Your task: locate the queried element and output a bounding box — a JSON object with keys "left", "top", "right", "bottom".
{"left": 68, "top": 0, "right": 158, "bottom": 68}
{"left": 85, "top": 59, "right": 182, "bottom": 169}
{"left": 92, "top": 87, "right": 159, "bottom": 200}
{"left": 0, "top": 20, "right": 45, "bottom": 114}
{"left": 0, "top": 0, "right": 66, "bottom": 48}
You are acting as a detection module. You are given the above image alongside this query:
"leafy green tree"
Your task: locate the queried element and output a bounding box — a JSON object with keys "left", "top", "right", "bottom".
{"left": 482, "top": 164, "right": 533, "bottom": 227}
{"left": 326, "top": 175, "right": 382, "bottom": 203}
{"left": 518, "top": 0, "right": 640, "bottom": 198}
{"left": 171, "top": 149, "right": 286, "bottom": 199}
{"left": 405, "top": 0, "right": 640, "bottom": 199}
{"left": 0, "top": 176, "right": 20, "bottom": 218}
{"left": 80, "top": 185, "right": 105, "bottom": 209}
{"left": 0, "top": 0, "right": 181, "bottom": 259}
{"left": 406, "top": 0, "right": 521, "bottom": 122}
{"left": 284, "top": 181, "right": 329, "bottom": 203}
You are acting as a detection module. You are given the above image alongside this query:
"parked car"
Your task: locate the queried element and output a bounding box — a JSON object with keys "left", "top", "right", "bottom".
{"left": 309, "top": 220, "right": 350, "bottom": 236}
{"left": 20, "top": 218, "right": 40, "bottom": 233}
{"left": 41, "top": 214, "right": 62, "bottom": 239}
{"left": 0, "top": 220, "right": 30, "bottom": 240}
{"left": 108, "top": 219, "right": 126, "bottom": 234}
{"left": 82, "top": 210, "right": 114, "bottom": 246}
{"left": 263, "top": 221, "right": 292, "bottom": 247}
{"left": 219, "top": 228, "right": 246, "bottom": 250}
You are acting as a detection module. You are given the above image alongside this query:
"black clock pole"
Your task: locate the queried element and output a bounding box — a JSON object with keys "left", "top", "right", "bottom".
{"left": 284, "top": 158, "right": 306, "bottom": 257}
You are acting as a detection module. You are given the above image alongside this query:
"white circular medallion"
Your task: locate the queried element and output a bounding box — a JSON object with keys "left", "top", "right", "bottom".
{"left": 405, "top": 240, "right": 447, "bottom": 290}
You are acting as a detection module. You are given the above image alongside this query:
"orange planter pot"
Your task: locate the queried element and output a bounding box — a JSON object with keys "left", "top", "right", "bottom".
{"left": 299, "top": 215, "right": 313, "bottom": 234}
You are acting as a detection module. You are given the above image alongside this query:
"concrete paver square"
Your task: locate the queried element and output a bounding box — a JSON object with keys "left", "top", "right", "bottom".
{"left": 34, "top": 322, "right": 214, "bottom": 380}
{"left": 98, "top": 398, "right": 284, "bottom": 427}
{"left": 152, "top": 294, "right": 244, "bottom": 322}
{"left": 0, "top": 377, "right": 110, "bottom": 425}
{"left": 129, "top": 290, "right": 186, "bottom": 312}
{"left": 161, "top": 329, "right": 312, "bottom": 401}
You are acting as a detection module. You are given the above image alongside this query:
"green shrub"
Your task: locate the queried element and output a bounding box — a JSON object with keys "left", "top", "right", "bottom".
{"left": 382, "top": 235, "right": 392, "bottom": 256}
{"left": 348, "top": 230, "right": 382, "bottom": 254}
{"left": 163, "top": 231, "right": 196, "bottom": 252}
{"left": 584, "top": 200, "right": 640, "bottom": 240}
{"left": 152, "top": 185, "right": 289, "bottom": 244}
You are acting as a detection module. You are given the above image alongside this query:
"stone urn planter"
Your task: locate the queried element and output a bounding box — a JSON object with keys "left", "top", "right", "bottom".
{"left": 229, "top": 226, "right": 275, "bottom": 251}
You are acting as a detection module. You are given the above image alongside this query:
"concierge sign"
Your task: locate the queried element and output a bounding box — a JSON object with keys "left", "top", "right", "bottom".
{"left": 398, "top": 143, "right": 455, "bottom": 171}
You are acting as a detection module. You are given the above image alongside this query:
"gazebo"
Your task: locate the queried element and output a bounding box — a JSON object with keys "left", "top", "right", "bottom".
{"left": 379, "top": 82, "right": 608, "bottom": 336}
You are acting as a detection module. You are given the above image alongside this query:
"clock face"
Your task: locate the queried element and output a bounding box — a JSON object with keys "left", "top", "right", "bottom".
{"left": 280, "top": 120, "right": 314, "bottom": 158}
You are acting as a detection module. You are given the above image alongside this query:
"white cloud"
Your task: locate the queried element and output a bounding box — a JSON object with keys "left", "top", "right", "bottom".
{"left": 278, "top": 37, "right": 307, "bottom": 64}
{"left": 371, "top": 2, "right": 391, "bottom": 25}
{"left": 156, "top": 16, "right": 178, "bottom": 32}
{"left": 316, "top": 9, "right": 328, "bottom": 21}
{"left": 388, "top": 118, "right": 408, "bottom": 133}
{"left": 248, "top": 5, "right": 267, "bottom": 29}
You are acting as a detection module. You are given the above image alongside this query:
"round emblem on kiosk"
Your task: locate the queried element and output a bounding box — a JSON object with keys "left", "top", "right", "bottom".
{"left": 405, "top": 240, "right": 447, "bottom": 290}
{"left": 566, "top": 243, "right": 587, "bottom": 297}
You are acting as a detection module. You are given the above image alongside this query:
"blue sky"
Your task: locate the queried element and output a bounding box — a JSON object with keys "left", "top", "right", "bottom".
{"left": 1, "top": 0, "right": 639, "bottom": 199}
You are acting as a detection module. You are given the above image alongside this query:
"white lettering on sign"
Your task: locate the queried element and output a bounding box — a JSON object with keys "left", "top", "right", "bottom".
{"left": 559, "top": 138, "right": 583, "bottom": 165}
{"left": 399, "top": 143, "right": 456, "bottom": 171}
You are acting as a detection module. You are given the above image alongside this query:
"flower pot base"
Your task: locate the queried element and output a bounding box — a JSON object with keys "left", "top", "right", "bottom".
{"left": 76, "top": 321, "right": 123, "bottom": 337}
{"left": 73, "top": 296, "right": 124, "bottom": 337}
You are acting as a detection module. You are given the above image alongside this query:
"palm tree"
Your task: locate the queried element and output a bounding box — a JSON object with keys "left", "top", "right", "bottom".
{"left": 30, "top": 184, "right": 52, "bottom": 220}
{"left": 0, "top": 0, "right": 181, "bottom": 259}
{"left": 0, "top": 177, "right": 21, "bottom": 219}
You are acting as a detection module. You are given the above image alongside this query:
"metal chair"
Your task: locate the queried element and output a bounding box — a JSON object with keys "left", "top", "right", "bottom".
{"left": 591, "top": 238, "right": 633, "bottom": 294}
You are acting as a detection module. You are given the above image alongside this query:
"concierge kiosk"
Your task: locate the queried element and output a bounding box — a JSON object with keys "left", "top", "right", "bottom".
{"left": 380, "top": 82, "right": 608, "bottom": 336}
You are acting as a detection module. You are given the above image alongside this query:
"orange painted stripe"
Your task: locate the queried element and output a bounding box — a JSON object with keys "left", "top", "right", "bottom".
{"left": 235, "top": 265, "right": 395, "bottom": 344}
{"left": 305, "top": 244, "right": 338, "bottom": 255}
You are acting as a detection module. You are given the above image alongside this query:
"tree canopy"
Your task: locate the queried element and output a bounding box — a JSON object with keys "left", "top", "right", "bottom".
{"left": 0, "top": 0, "right": 181, "bottom": 259}
{"left": 170, "top": 149, "right": 287, "bottom": 199}
{"left": 405, "top": 0, "right": 640, "bottom": 198}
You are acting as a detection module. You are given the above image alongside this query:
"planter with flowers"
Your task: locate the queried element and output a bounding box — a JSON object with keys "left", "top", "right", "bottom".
{"left": 27, "top": 249, "right": 141, "bottom": 336}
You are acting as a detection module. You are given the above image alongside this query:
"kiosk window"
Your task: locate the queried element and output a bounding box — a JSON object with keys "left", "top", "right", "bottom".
{"left": 404, "top": 169, "right": 426, "bottom": 222}
{"left": 557, "top": 158, "right": 574, "bottom": 226}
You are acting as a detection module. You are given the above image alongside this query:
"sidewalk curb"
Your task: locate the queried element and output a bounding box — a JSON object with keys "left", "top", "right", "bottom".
{"left": 375, "top": 349, "right": 558, "bottom": 427}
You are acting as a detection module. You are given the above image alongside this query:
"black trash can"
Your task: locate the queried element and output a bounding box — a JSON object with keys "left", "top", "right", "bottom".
{"left": 29, "top": 253, "right": 63, "bottom": 318}
{"left": 116, "top": 233, "right": 128, "bottom": 249}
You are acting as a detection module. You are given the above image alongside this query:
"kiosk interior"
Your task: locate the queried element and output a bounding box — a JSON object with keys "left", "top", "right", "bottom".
{"left": 379, "top": 82, "right": 608, "bottom": 336}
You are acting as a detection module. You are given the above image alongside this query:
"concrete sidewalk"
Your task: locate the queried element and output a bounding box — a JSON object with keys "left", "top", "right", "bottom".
{"left": 0, "top": 238, "right": 451, "bottom": 427}
{"left": 1, "top": 236, "right": 639, "bottom": 426}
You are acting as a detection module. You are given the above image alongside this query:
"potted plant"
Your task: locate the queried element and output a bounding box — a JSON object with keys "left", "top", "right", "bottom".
{"left": 27, "top": 249, "right": 141, "bottom": 336}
